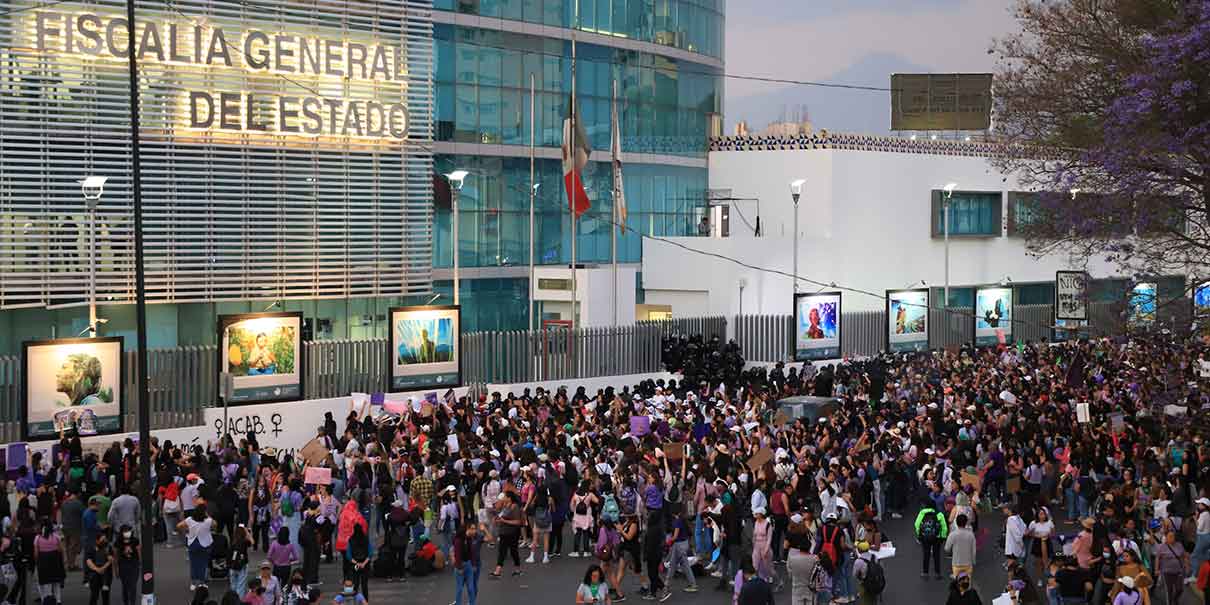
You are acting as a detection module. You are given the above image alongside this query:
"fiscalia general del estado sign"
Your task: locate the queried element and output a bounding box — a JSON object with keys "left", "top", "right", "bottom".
{"left": 30, "top": 11, "right": 412, "bottom": 140}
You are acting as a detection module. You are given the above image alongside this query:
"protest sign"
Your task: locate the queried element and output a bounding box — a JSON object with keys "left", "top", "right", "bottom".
{"left": 630, "top": 415, "right": 651, "bottom": 437}
{"left": 446, "top": 433, "right": 460, "bottom": 453}
{"left": 960, "top": 471, "right": 982, "bottom": 492}
{"left": 663, "top": 443, "right": 685, "bottom": 461}
{"left": 1076, "top": 402, "right": 1090, "bottom": 423}
{"left": 304, "top": 466, "right": 331, "bottom": 485}
{"left": 747, "top": 447, "right": 774, "bottom": 472}
{"left": 298, "top": 438, "right": 329, "bottom": 467}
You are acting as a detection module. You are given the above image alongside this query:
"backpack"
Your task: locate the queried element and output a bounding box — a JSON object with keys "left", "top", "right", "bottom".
{"left": 575, "top": 496, "right": 589, "bottom": 516}
{"left": 602, "top": 494, "right": 620, "bottom": 523}
{"left": 667, "top": 481, "right": 682, "bottom": 504}
{"left": 861, "top": 555, "right": 886, "bottom": 596}
{"left": 820, "top": 526, "right": 842, "bottom": 565}
{"left": 809, "top": 562, "right": 829, "bottom": 592}
{"left": 619, "top": 485, "right": 637, "bottom": 515}
{"left": 919, "top": 512, "right": 941, "bottom": 541}
{"left": 280, "top": 492, "right": 295, "bottom": 517}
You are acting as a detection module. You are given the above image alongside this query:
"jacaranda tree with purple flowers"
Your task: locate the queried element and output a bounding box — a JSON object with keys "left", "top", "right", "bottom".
{"left": 992, "top": 0, "right": 1210, "bottom": 281}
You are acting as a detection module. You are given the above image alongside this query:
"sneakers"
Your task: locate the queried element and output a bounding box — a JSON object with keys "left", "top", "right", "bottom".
{"left": 525, "top": 554, "right": 536, "bottom": 564}
{"left": 639, "top": 587, "right": 650, "bottom": 597}
{"left": 568, "top": 552, "right": 580, "bottom": 559}
{"left": 610, "top": 590, "right": 625, "bottom": 602}
{"left": 659, "top": 590, "right": 672, "bottom": 602}
{"left": 542, "top": 555, "right": 550, "bottom": 564}
{"left": 709, "top": 570, "right": 722, "bottom": 578}
{"left": 683, "top": 586, "right": 699, "bottom": 593}
{"left": 891, "top": 513, "right": 903, "bottom": 519}
{"left": 641, "top": 593, "right": 656, "bottom": 601}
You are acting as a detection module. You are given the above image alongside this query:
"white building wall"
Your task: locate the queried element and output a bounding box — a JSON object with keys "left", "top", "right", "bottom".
{"left": 642, "top": 147, "right": 1117, "bottom": 317}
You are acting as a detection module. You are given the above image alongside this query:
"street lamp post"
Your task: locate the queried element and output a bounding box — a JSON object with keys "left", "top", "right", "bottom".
{"left": 79, "top": 177, "right": 107, "bottom": 337}
{"left": 942, "top": 183, "right": 957, "bottom": 308}
{"left": 447, "top": 170, "right": 468, "bottom": 305}
{"left": 789, "top": 179, "right": 805, "bottom": 294}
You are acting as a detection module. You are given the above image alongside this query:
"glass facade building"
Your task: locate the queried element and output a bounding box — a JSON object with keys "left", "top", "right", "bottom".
{"left": 428, "top": 0, "right": 723, "bottom": 330}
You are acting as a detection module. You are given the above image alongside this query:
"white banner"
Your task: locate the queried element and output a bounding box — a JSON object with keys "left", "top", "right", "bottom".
{"left": 1055, "top": 271, "right": 1088, "bottom": 321}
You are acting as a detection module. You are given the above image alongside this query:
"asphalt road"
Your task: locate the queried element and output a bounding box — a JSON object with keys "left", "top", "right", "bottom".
{"left": 50, "top": 509, "right": 1025, "bottom": 605}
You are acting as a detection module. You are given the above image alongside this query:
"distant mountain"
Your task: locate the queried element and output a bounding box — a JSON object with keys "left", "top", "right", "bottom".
{"left": 725, "top": 52, "right": 931, "bottom": 136}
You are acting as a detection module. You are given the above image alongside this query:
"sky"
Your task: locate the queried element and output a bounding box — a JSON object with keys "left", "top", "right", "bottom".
{"left": 724, "top": 0, "right": 1020, "bottom": 135}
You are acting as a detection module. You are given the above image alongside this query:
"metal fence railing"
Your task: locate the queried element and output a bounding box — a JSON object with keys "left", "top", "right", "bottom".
{"left": 0, "top": 319, "right": 727, "bottom": 440}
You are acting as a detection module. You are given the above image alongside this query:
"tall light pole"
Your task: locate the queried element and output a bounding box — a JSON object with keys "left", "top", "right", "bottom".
{"left": 123, "top": 0, "right": 154, "bottom": 600}
{"left": 789, "top": 179, "right": 805, "bottom": 293}
{"left": 447, "top": 170, "right": 468, "bottom": 305}
{"left": 942, "top": 182, "right": 957, "bottom": 308}
{"left": 79, "top": 177, "right": 108, "bottom": 337}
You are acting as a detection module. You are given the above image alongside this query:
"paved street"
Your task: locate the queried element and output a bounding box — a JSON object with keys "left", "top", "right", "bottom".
{"left": 54, "top": 511, "right": 1017, "bottom": 605}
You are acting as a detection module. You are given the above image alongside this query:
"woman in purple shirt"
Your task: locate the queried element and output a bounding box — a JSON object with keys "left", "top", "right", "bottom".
{"left": 266, "top": 527, "right": 298, "bottom": 590}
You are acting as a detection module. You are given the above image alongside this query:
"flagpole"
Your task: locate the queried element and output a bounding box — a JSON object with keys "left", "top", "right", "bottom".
{"left": 611, "top": 78, "right": 618, "bottom": 328}
{"left": 570, "top": 0, "right": 579, "bottom": 359}
{"left": 529, "top": 72, "right": 536, "bottom": 331}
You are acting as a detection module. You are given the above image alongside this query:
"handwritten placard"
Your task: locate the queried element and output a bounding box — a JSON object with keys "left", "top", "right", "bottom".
{"left": 304, "top": 466, "right": 331, "bottom": 485}
{"left": 629, "top": 415, "right": 651, "bottom": 437}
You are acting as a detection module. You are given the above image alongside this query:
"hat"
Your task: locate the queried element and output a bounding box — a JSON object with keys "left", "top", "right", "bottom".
{"left": 856, "top": 541, "right": 870, "bottom": 553}
{"left": 752, "top": 506, "right": 767, "bottom": 517}
{"left": 538, "top": 453, "right": 549, "bottom": 462}
{"left": 186, "top": 473, "right": 199, "bottom": 482}
{"left": 444, "top": 485, "right": 456, "bottom": 493}
{"left": 1080, "top": 517, "right": 1095, "bottom": 529}
{"left": 1118, "top": 576, "right": 1135, "bottom": 589}
{"left": 392, "top": 499, "right": 404, "bottom": 508}
{"left": 1197, "top": 497, "right": 1210, "bottom": 507}
{"left": 790, "top": 513, "right": 804, "bottom": 524}
{"left": 825, "top": 512, "right": 838, "bottom": 521}
{"left": 260, "top": 560, "right": 272, "bottom": 569}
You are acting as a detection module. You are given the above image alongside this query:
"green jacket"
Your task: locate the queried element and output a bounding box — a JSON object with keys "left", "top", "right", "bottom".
{"left": 913, "top": 507, "right": 948, "bottom": 541}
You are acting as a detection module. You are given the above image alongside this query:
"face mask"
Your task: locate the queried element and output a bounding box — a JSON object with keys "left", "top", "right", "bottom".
{"left": 344, "top": 587, "right": 355, "bottom": 595}
{"left": 123, "top": 531, "right": 132, "bottom": 538}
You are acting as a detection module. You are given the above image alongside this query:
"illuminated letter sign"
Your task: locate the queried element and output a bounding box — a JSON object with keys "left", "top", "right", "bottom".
{"left": 27, "top": 11, "right": 411, "bottom": 142}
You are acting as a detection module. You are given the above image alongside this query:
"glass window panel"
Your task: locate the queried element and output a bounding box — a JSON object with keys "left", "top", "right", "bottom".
{"left": 596, "top": 0, "right": 611, "bottom": 34}
{"left": 479, "top": 87, "right": 502, "bottom": 143}
{"left": 500, "top": 89, "right": 523, "bottom": 145}
{"left": 523, "top": 0, "right": 542, "bottom": 22}
{"left": 455, "top": 83, "right": 479, "bottom": 143}
{"left": 479, "top": 46, "right": 502, "bottom": 88}
{"left": 501, "top": 0, "right": 523, "bottom": 20}
{"left": 479, "top": 0, "right": 501, "bottom": 16}
{"left": 502, "top": 48, "right": 524, "bottom": 89}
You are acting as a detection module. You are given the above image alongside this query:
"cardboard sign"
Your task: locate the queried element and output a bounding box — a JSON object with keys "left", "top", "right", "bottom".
{"left": 1006, "top": 476, "right": 1021, "bottom": 495}
{"left": 420, "top": 402, "right": 435, "bottom": 418}
{"left": 662, "top": 443, "right": 685, "bottom": 462}
{"left": 960, "top": 471, "right": 982, "bottom": 492}
{"left": 298, "top": 438, "right": 329, "bottom": 467}
{"left": 1109, "top": 412, "right": 1125, "bottom": 432}
{"left": 303, "top": 466, "right": 331, "bottom": 485}
{"left": 747, "top": 447, "right": 774, "bottom": 472}
{"left": 629, "top": 415, "right": 651, "bottom": 437}
{"left": 370, "top": 392, "right": 385, "bottom": 406}
{"left": 772, "top": 410, "right": 790, "bottom": 427}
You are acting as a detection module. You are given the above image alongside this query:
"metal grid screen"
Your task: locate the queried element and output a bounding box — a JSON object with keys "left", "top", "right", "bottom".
{"left": 0, "top": 0, "right": 434, "bottom": 309}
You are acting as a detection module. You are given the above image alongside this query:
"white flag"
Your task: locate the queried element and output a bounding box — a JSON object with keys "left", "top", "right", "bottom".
{"left": 611, "top": 92, "right": 627, "bottom": 233}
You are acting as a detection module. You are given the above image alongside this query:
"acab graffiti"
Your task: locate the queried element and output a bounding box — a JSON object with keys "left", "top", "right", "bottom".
{"left": 213, "top": 412, "right": 283, "bottom": 441}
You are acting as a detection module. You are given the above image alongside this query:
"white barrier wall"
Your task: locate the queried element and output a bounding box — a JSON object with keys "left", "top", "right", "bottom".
{"left": 486, "top": 371, "right": 680, "bottom": 398}
{"left": 7, "top": 386, "right": 471, "bottom": 462}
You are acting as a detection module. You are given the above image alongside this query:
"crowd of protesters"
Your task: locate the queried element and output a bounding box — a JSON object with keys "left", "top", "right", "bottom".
{"left": 3, "top": 333, "right": 1210, "bottom": 605}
